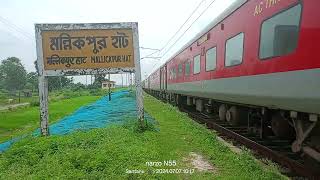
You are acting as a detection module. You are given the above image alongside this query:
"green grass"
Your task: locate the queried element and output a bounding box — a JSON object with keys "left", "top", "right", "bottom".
{"left": 0, "top": 88, "right": 128, "bottom": 142}
{"left": 0, "top": 94, "right": 286, "bottom": 179}
{"left": 0, "top": 96, "right": 100, "bottom": 143}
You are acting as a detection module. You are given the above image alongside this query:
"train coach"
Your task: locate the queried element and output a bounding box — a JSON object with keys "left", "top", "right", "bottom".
{"left": 144, "top": 0, "right": 320, "bottom": 163}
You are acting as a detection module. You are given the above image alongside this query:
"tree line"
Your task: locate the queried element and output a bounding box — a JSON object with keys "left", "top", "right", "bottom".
{"left": 0, "top": 57, "right": 108, "bottom": 94}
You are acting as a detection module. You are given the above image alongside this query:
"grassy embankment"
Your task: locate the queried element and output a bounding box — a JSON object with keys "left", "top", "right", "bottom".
{"left": 0, "top": 88, "right": 127, "bottom": 143}
{"left": 0, "top": 93, "right": 286, "bottom": 179}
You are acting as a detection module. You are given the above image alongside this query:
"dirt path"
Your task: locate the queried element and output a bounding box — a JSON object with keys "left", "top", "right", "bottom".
{"left": 0, "top": 103, "right": 30, "bottom": 111}
{"left": 184, "top": 152, "right": 217, "bottom": 173}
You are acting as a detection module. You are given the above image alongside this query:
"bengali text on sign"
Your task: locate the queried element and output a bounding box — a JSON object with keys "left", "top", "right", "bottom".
{"left": 41, "top": 29, "right": 134, "bottom": 70}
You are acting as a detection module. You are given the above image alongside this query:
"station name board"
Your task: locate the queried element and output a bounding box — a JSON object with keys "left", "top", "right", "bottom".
{"left": 41, "top": 29, "right": 134, "bottom": 70}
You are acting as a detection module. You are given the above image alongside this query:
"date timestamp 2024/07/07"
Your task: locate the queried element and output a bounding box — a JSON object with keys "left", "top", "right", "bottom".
{"left": 125, "top": 160, "right": 195, "bottom": 174}
{"left": 125, "top": 168, "right": 195, "bottom": 175}
{"left": 151, "top": 168, "right": 195, "bottom": 174}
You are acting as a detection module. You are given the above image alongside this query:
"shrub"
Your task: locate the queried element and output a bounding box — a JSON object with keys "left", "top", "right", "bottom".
{"left": 30, "top": 101, "right": 40, "bottom": 107}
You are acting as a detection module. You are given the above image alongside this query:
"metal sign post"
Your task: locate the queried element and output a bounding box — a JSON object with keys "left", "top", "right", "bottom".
{"left": 35, "top": 22, "right": 144, "bottom": 135}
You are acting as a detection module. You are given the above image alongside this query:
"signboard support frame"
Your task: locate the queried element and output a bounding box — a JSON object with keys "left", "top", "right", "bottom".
{"left": 35, "top": 22, "right": 144, "bottom": 136}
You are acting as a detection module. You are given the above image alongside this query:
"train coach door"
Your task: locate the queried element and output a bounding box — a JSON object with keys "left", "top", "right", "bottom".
{"left": 160, "top": 66, "right": 167, "bottom": 91}
{"left": 164, "top": 65, "right": 167, "bottom": 90}
{"left": 160, "top": 68, "right": 163, "bottom": 90}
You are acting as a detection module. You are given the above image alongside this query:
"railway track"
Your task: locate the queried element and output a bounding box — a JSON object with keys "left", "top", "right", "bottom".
{"left": 177, "top": 106, "right": 320, "bottom": 179}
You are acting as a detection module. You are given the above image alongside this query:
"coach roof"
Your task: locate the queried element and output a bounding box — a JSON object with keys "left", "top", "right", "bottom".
{"left": 163, "top": 0, "right": 248, "bottom": 65}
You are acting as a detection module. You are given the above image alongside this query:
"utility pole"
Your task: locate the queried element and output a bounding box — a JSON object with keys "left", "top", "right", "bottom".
{"left": 108, "top": 73, "right": 111, "bottom": 101}
{"left": 59, "top": 76, "right": 62, "bottom": 89}
{"left": 129, "top": 72, "right": 132, "bottom": 91}
{"left": 18, "top": 91, "right": 21, "bottom": 103}
{"left": 121, "top": 73, "right": 123, "bottom": 87}
{"left": 126, "top": 73, "right": 128, "bottom": 87}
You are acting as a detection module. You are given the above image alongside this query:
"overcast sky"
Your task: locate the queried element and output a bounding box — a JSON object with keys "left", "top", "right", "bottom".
{"left": 0, "top": 0, "right": 235, "bottom": 85}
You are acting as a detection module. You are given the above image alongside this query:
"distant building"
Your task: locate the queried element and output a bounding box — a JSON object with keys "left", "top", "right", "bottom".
{"left": 23, "top": 90, "right": 32, "bottom": 97}
{"left": 101, "top": 80, "right": 116, "bottom": 89}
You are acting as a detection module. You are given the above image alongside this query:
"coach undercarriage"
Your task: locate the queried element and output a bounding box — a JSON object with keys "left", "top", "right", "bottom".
{"left": 145, "top": 89, "right": 320, "bottom": 165}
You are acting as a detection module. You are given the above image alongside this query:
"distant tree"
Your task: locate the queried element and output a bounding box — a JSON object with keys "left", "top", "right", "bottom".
{"left": 34, "top": 60, "right": 39, "bottom": 75}
{"left": 48, "top": 76, "right": 73, "bottom": 91}
{"left": 0, "top": 57, "right": 27, "bottom": 91}
{"left": 26, "top": 72, "right": 38, "bottom": 92}
{"left": 33, "top": 60, "right": 75, "bottom": 92}
{"left": 71, "top": 82, "right": 86, "bottom": 91}
{"left": 93, "top": 74, "right": 106, "bottom": 88}
{"left": 0, "top": 66, "right": 4, "bottom": 89}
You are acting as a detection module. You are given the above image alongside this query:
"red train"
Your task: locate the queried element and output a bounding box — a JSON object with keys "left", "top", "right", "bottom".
{"left": 144, "top": 0, "right": 320, "bottom": 163}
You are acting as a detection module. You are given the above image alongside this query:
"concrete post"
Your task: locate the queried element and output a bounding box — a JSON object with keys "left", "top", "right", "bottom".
{"left": 132, "top": 22, "right": 144, "bottom": 127}
{"left": 38, "top": 75, "right": 49, "bottom": 136}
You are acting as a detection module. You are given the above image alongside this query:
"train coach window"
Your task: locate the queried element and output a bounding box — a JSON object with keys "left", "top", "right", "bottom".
{"left": 172, "top": 67, "right": 176, "bottom": 79}
{"left": 185, "top": 61, "right": 190, "bottom": 76}
{"left": 206, "top": 47, "right": 217, "bottom": 71}
{"left": 178, "top": 64, "right": 183, "bottom": 77}
{"left": 193, "top": 55, "right": 201, "bottom": 74}
{"left": 225, "top": 33, "right": 244, "bottom": 67}
{"left": 259, "top": 4, "right": 302, "bottom": 59}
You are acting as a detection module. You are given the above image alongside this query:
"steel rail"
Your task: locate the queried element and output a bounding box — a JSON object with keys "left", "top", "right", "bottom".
{"left": 145, "top": 91, "right": 320, "bottom": 179}
{"left": 180, "top": 108, "right": 320, "bottom": 179}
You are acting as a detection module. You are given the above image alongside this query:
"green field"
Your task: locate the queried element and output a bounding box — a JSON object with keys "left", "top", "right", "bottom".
{"left": 0, "top": 88, "right": 129, "bottom": 143}
{"left": 0, "top": 96, "right": 100, "bottom": 143}
{"left": 0, "top": 87, "right": 128, "bottom": 106}
{"left": 0, "top": 94, "right": 286, "bottom": 179}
